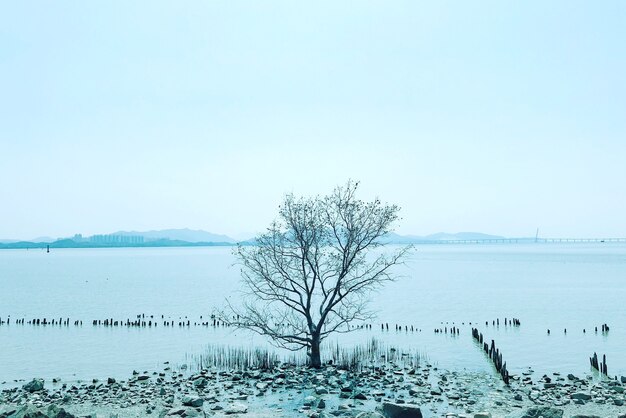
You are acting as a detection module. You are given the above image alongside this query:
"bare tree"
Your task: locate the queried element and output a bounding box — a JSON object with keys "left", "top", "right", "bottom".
{"left": 226, "top": 181, "right": 411, "bottom": 368}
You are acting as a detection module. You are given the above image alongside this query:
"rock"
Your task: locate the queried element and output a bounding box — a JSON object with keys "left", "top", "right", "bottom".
{"left": 107, "top": 378, "right": 116, "bottom": 384}
{"left": 356, "top": 413, "right": 385, "bottom": 418}
{"left": 3, "top": 405, "right": 48, "bottom": 418}
{"left": 520, "top": 407, "right": 563, "bottom": 418}
{"left": 315, "top": 386, "right": 329, "bottom": 395}
{"left": 47, "top": 405, "right": 77, "bottom": 418}
{"left": 380, "top": 402, "right": 423, "bottom": 418}
{"left": 303, "top": 396, "right": 317, "bottom": 406}
{"left": 137, "top": 375, "right": 150, "bottom": 381}
{"left": 571, "top": 392, "right": 591, "bottom": 401}
{"left": 22, "top": 379, "right": 45, "bottom": 393}
{"left": 181, "top": 408, "right": 203, "bottom": 417}
{"left": 354, "top": 392, "right": 368, "bottom": 400}
{"left": 224, "top": 403, "right": 248, "bottom": 414}
{"left": 318, "top": 399, "right": 326, "bottom": 409}
{"left": 181, "top": 396, "right": 204, "bottom": 407}
{"left": 192, "top": 378, "right": 207, "bottom": 388}
{"left": 570, "top": 416, "right": 601, "bottom": 418}
{"left": 474, "top": 413, "right": 491, "bottom": 418}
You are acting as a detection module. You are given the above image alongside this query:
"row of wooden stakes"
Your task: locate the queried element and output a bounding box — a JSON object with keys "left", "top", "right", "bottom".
{"left": 0, "top": 318, "right": 82, "bottom": 326}
{"left": 590, "top": 352, "right": 608, "bottom": 375}
{"left": 485, "top": 318, "right": 521, "bottom": 327}
{"left": 435, "top": 326, "right": 460, "bottom": 335}
{"left": 472, "top": 327, "right": 510, "bottom": 385}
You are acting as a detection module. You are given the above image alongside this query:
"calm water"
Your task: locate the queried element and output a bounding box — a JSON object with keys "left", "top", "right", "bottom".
{"left": 1, "top": 244, "right": 625, "bottom": 385}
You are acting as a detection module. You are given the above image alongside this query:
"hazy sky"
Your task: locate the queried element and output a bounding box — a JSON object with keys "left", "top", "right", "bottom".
{"left": 1, "top": 1, "right": 625, "bottom": 240}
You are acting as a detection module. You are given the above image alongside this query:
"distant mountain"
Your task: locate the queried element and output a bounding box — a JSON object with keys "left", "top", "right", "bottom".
{"left": 111, "top": 228, "right": 237, "bottom": 244}
{"left": 29, "top": 236, "right": 57, "bottom": 243}
{"left": 0, "top": 230, "right": 512, "bottom": 249}
{"left": 0, "top": 238, "right": 234, "bottom": 249}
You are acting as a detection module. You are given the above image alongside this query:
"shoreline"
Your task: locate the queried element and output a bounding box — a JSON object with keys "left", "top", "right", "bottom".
{"left": 2, "top": 362, "right": 626, "bottom": 418}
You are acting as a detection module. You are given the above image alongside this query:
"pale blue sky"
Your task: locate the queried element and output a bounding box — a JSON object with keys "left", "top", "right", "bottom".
{"left": 1, "top": 1, "right": 625, "bottom": 239}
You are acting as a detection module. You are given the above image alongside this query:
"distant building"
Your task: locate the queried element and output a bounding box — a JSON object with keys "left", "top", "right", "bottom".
{"left": 73, "top": 234, "right": 84, "bottom": 242}
{"left": 89, "top": 234, "right": 144, "bottom": 244}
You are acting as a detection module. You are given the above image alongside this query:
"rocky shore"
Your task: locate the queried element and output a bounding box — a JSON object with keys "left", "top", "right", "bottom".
{"left": 2, "top": 362, "right": 626, "bottom": 418}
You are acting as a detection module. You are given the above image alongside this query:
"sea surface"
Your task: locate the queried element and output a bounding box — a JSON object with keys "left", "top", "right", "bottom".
{"left": 1, "top": 244, "right": 625, "bottom": 385}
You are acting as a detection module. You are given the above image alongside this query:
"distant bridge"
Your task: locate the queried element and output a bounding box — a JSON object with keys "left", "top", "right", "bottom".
{"left": 410, "top": 238, "right": 626, "bottom": 245}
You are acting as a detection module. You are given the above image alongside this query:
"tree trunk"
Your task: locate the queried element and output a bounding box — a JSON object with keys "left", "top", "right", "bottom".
{"left": 309, "top": 333, "right": 322, "bottom": 369}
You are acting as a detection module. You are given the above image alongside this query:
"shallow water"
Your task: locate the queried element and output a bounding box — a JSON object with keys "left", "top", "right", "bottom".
{"left": 0, "top": 243, "right": 625, "bottom": 384}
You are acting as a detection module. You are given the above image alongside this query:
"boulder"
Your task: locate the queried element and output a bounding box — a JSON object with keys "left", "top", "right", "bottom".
{"left": 380, "top": 402, "right": 423, "bottom": 418}
{"left": 47, "top": 405, "right": 76, "bottom": 418}
{"left": 408, "top": 387, "right": 420, "bottom": 396}
{"left": 224, "top": 403, "right": 248, "bottom": 415}
{"left": 315, "top": 386, "right": 329, "bottom": 395}
{"left": 193, "top": 378, "right": 207, "bottom": 388}
{"left": 474, "top": 413, "right": 491, "bottom": 418}
{"left": 181, "top": 396, "right": 204, "bottom": 408}
{"left": 22, "top": 379, "right": 45, "bottom": 393}
{"left": 2, "top": 405, "right": 48, "bottom": 418}
{"left": 520, "top": 407, "right": 563, "bottom": 418}
{"left": 571, "top": 392, "right": 591, "bottom": 401}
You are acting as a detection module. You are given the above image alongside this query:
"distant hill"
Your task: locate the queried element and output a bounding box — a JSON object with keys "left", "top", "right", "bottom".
{"left": 0, "top": 230, "right": 513, "bottom": 249}
{"left": 0, "top": 238, "right": 234, "bottom": 249}
{"left": 29, "top": 236, "right": 57, "bottom": 243}
{"left": 111, "top": 228, "right": 237, "bottom": 244}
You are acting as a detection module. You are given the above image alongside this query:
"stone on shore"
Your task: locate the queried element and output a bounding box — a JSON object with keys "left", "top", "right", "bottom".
{"left": 181, "top": 396, "right": 204, "bottom": 408}
{"left": 224, "top": 403, "right": 248, "bottom": 414}
{"left": 1, "top": 405, "right": 47, "bottom": 418}
{"left": 46, "top": 405, "right": 76, "bottom": 418}
{"left": 379, "top": 402, "right": 423, "bottom": 418}
{"left": 520, "top": 407, "right": 563, "bottom": 418}
{"left": 22, "top": 379, "right": 45, "bottom": 393}
{"left": 356, "top": 413, "right": 385, "bottom": 418}
{"left": 571, "top": 392, "right": 592, "bottom": 401}
{"left": 192, "top": 377, "right": 207, "bottom": 388}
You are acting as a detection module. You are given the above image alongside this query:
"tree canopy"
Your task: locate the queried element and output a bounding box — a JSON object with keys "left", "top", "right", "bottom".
{"left": 227, "top": 181, "right": 411, "bottom": 368}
